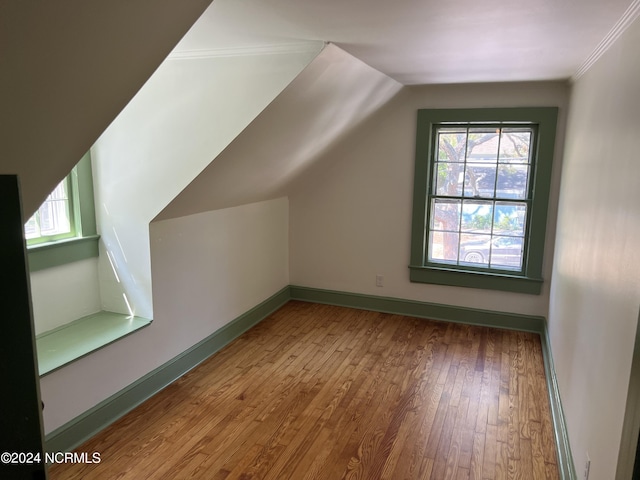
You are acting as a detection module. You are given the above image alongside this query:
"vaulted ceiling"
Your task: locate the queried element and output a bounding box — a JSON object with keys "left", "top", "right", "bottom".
{"left": 174, "top": 0, "right": 637, "bottom": 84}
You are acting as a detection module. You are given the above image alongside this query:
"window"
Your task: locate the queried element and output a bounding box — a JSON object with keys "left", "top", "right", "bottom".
{"left": 25, "top": 151, "right": 99, "bottom": 271}
{"left": 25, "top": 177, "right": 73, "bottom": 244}
{"left": 409, "top": 108, "right": 558, "bottom": 294}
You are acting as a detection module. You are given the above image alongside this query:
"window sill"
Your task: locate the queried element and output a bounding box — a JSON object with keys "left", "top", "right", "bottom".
{"left": 27, "top": 235, "right": 100, "bottom": 272}
{"left": 36, "top": 311, "right": 151, "bottom": 376}
{"left": 409, "top": 264, "right": 542, "bottom": 294}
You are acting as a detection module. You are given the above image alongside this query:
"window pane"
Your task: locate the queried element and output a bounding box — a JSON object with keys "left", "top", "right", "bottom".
{"left": 437, "top": 129, "right": 467, "bottom": 162}
{"left": 493, "top": 202, "right": 526, "bottom": 237}
{"left": 496, "top": 164, "right": 529, "bottom": 199}
{"left": 467, "top": 128, "right": 499, "bottom": 163}
{"left": 461, "top": 201, "right": 493, "bottom": 233}
{"left": 489, "top": 236, "right": 524, "bottom": 270}
{"left": 499, "top": 129, "right": 532, "bottom": 164}
{"left": 39, "top": 202, "right": 55, "bottom": 234}
{"left": 48, "top": 181, "right": 68, "bottom": 201}
{"left": 53, "top": 200, "right": 71, "bottom": 234}
{"left": 24, "top": 215, "right": 39, "bottom": 239}
{"left": 431, "top": 199, "right": 461, "bottom": 230}
{"left": 463, "top": 163, "right": 497, "bottom": 197}
{"left": 39, "top": 200, "right": 70, "bottom": 236}
{"left": 435, "top": 162, "right": 464, "bottom": 196}
{"left": 428, "top": 231, "right": 459, "bottom": 263}
{"left": 459, "top": 234, "right": 491, "bottom": 265}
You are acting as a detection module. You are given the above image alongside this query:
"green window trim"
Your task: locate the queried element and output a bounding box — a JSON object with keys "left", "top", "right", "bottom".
{"left": 27, "top": 151, "right": 99, "bottom": 271}
{"left": 28, "top": 235, "right": 100, "bottom": 272}
{"left": 409, "top": 107, "right": 558, "bottom": 295}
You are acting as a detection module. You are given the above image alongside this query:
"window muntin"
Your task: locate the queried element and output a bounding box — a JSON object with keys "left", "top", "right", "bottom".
{"left": 426, "top": 125, "right": 534, "bottom": 272}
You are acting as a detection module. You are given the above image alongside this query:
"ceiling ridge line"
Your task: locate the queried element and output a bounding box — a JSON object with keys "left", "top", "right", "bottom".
{"left": 572, "top": 0, "right": 640, "bottom": 81}
{"left": 167, "top": 41, "right": 324, "bottom": 60}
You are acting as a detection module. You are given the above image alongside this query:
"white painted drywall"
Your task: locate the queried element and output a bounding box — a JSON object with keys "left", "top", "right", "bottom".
{"left": 289, "top": 81, "right": 569, "bottom": 317}
{"left": 40, "top": 197, "right": 289, "bottom": 433}
{"left": 91, "top": 47, "right": 321, "bottom": 320}
{"left": 29, "top": 259, "right": 101, "bottom": 335}
{"left": 548, "top": 16, "right": 640, "bottom": 479}
{"left": 155, "top": 44, "right": 403, "bottom": 220}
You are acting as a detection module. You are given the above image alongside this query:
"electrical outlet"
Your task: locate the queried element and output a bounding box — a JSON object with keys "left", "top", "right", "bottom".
{"left": 583, "top": 453, "right": 591, "bottom": 480}
{"left": 375, "top": 274, "right": 384, "bottom": 287}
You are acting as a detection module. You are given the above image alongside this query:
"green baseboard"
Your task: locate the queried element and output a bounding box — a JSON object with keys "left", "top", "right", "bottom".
{"left": 44, "top": 284, "right": 575, "bottom": 480}
{"left": 539, "top": 329, "right": 577, "bottom": 480}
{"left": 44, "top": 286, "right": 291, "bottom": 453}
{"left": 289, "top": 285, "right": 545, "bottom": 332}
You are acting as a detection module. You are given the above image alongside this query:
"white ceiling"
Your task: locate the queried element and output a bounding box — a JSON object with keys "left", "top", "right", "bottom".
{"left": 173, "top": 0, "right": 637, "bottom": 85}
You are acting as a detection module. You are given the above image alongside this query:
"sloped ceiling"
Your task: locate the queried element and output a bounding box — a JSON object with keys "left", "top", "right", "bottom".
{"left": 0, "top": 0, "right": 213, "bottom": 215}
{"left": 155, "top": 44, "right": 403, "bottom": 221}
{"left": 173, "top": 0, "right": 637, "bottom": 85}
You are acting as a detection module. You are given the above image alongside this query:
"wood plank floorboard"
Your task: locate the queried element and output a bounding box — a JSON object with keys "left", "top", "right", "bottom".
{"left": 49, "top": 301, "right": 559, "bottom": 479}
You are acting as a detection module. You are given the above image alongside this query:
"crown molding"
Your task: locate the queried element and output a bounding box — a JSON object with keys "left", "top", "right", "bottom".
{"left": 167, "top": 41, "right": 325, "bottom": 60}
{"left": 573, "top": 0, "right": 640, "bottom": 81}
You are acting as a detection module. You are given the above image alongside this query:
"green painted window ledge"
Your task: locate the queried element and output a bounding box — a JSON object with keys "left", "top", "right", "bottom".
{"left": 36, "top": 311, "right": 151, "bottom": 376}
{"left": 409, "top": 264, "right": 543, "bottom": 294}
{"left": 27, "top": 235, "right": 100, "bottom": 272}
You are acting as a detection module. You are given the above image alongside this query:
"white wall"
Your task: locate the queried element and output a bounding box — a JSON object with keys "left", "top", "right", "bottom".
{"left": 548, "top": 17, "right": 640, "bottom": 479}
{"left": 91, "top": 48, "right": 321, "bottom": 320}
{"left": 40, "top": 197, "right": 289, "bottom": 433}
{"left": 156, "top": 44, "right": 403, "bottom": 220}
{"left": 29, "top": 259, "right": 101, "bottom": 335}
{"left": 150, "top": 198, "right": 290, "bottom": 345}
{"left": 289, "top": 81, "right": 569, "bottom": 317}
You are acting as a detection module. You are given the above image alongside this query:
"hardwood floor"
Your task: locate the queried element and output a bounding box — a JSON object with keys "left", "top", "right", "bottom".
{"left": 49, "top": 301, "right": 559, "bottom": 479}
